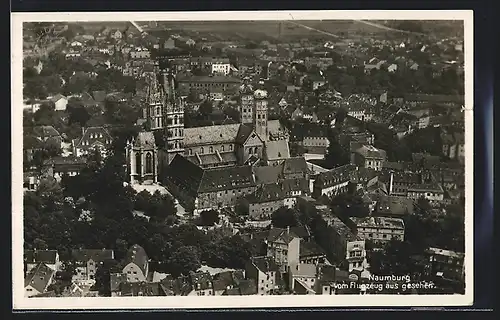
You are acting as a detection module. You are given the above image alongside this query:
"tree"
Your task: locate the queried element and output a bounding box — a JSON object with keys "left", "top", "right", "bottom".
{"left": 168, "top": 246, "right": 201, "bottom": 277}
{"left": 35, "top": 177, "right": 64, "bottom": 212}
{"left": 23, "top": 67, "right": 38, "bottom": 79}
{"left": 67, "top": 100, "right": 91, "bottom": 127}
{"left": 271, "top": 207, "right": 300, "bottom": 229}
{"left": 324, "top": 128, "right": 349, "bottom": 169}
{"left": 33, "top": 102, "right": 56, "bottom": 126}
{"left": 24, "top": 78, "right": 48, "bottom": 100}
{"left": 93, "top": 259, "right": 119, "bottom": 296}
{"left": 147, "top": 191, "right": 177, "bottom": 220}
{"left": 330, "top": 193, "right": 370, "bottom": 218}
{"left": 104, "top": 98, "right": 140, "bottom": 126}
{"left": 234, "top": 198, "right": 249, "bottom": 216}
{"left": 222, "top": 106, "right": 241, "bottom": 123}
{"left": 199, "top": 100, "right": 213, "bottom": 118}
{"left": 199, "top": 209, "right": 220, "bottom": 226}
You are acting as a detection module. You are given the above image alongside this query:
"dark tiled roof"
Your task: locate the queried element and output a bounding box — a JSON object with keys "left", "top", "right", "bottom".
{"left": 290, "top": 123, "right": 329, "bottom": 141}
{"left": 123, "top": 244, "right": 148, "bottom": 275}
{"left": 160, "top": 276, "right": 192, "bottom": 296}
{"left": 212, "top": 270, "right": 244, "bottom": 291}
{"left": 266, "top": 228, "right": 300, "bottom": 244}
{"left": 282, "top": 178, "right": 309, "bottom": 195}
{"left": 92, "top": 91, "right": 107, "bottom": 103}
{"left": 25, "top": 250, "right": 58, "bottom": 264}
{"left": 184, "top": 124, "right": 241, "bottom": 147}
{"left": 75, "top": 126, "right": 113, "bottom": 150}
{"left": 300, "top": 241, "right": 326, "bottom": 258}
{"left": 33, "top": 126, "right": 61, "bottom": 139}
{"left": 253, "top": 165, "right": 283, "bottom": 184}
{"left": 177, "top": 75, "right": 241, "bottom": 83}
{"left": 71, "top": 249, "right": 115, "bottom": 263}
{"left": 44, "top": 156, "right": 87, "bottom": 167}
{"left": 265, "top": 140, "right": 290, "bottom": 160}
{"left": 355, "top": 145, "right": 387, "bottom": 159}
{"left": 374, "top": 195, "right": 414, "bottom": 216}
{"left": 23, "top": 135, "right": 42, "bottom": 149}
{"left": 404, "top": 94, "right": 464, "bottom": 104}
{"left": 120, "top": 282, "right": 167, "bottom": 296}
{"left": 110, "top": 273, "right": 128, "bottom": 292}
{"left": 24, "top": 263, "right": 54, "bottom": 293}
{"left": 132, "top": 131, "right": 156, "bottom": 149}
{"left": 246, "top": 183, "right": 285, "bottom": 203}
{"left": 282, "top": 157, "right": 308, "bottom": 176}
{"left": 165, "top": 154, "right": 205, "bottom": 198}
{"left": 189, "top": 271, "right": 213, "bottom": 291}
{"left": 235, "top": 124, "right": 257, "bottom": 144}
{"left": 315, "top": 164, "right": 356, "bottom": 189}
{"left": 251, "top": 256, "right": 279, "bottom": 273}
{"left": 198, "top": 165, "right": 256, "bottom": 193}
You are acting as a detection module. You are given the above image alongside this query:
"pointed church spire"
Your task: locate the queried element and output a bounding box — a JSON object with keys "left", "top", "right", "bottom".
{"left": 146, "top": 72, "right": 164, "bottom": 106}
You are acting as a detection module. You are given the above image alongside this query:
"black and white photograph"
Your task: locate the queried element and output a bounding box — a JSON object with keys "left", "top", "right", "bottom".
{"left": 12, "top": 11, "right": 473, "bottom": 309}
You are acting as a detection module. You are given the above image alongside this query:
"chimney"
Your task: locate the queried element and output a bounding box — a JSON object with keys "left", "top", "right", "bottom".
{"left": 389, "top": 172, "right": 394, "bottom": 195}
{"left": 287, "top": 226, "right": 290, "bottom": 234}
{"left": 82, "top": 127, "right": 85, "bottom": 136}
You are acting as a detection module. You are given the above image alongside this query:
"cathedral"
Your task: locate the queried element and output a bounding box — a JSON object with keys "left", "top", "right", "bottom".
{"left": 125, "top": 66, "right": 290, "bottom": 185}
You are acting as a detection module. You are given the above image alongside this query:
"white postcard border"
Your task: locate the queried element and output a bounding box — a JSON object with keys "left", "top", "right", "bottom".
{"left": 11, "top": 10, "right": 474, "bottom": 309}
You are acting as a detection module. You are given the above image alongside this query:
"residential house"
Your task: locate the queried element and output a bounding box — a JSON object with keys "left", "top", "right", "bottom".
{"left": 24, "top": 263, "right": 55, "bottom": 297}
{"left": 111, "top": 29, "right": 123, "bottom": 40}
{"left": 221, "top": 279, "right": 258, "bottom": 295}
{"left": 130, "top": 47, "right": 151, "bottom": 59}
{"left": 165, "top": 155, "right": 258, "bottom": 214}
{"left": 176, "top": 75, "right": 241, "bottom": 96}
{"left": 387, "top": 63, "right": 398, "bottom": 73}
{"left": 364, "top": 58, "right": 386, "bottom": 74}
{"left": 330, "top": 216, "right": 360, "bottom": 264}
{"left": 288, "top": 263, "right": 318, "bottom": 294}
{"left": 43, "top": 156, "right": 87, "bottom": 181}
{"left": 163, "top": 37, "right": 177, "bottom": 49}
{"left": 24, "top": 250, "right": 61, "bottom": 274}
{"left": 372, "top": 195, "right": 414, "bottom": 218}
{"left": 32, "top": 125, "right": 63, "bottom": 147}
{"left": 265, "top": 227, "right": 301, "bottom": 273}
{"left": 212, "top": 270, "right": 245, "bottom": 295}
{"left": 352, "top": 145, "right": 387, "bottom": 171}
{"left": 188, "top": 271, "right": 214, "bottom": 296}
{"left": 110, "top": 273, "right": 129, "bottom": 297}
{"left": 245, "top": 256, "right": 280, "bottom": 295}
{"left": 403, "top": 94, "right": 465, "bottom": 107}
{"left": 346, "top": 240, "right": 369, "bottom": 273}
{"left": 120, "top": 282, "right": 168, "bottom": 296}
{"left": 264, "top": 140, "right": 290, "bottom": 166}
{"left": 122, "top": 244, "right": 149, "bottom": 283}
{"left": 72, "top": 126, "right": 113, "bottom": 158}
{"left": 315, "top": 264, "right": 351, "bottom": 295}
{"left": 407, "top": 182, "right": 444, "bottom": 203}
{"left": 49, "top": 94, "right": 68, "bottom": 111}
{"left": 71, "top": 249, "right": 115, "bottom": 283}
{"left": 299, "top": 241, "right": 328, "bottom": 265}
{"left": 441, "top": 131, "right": 465, "bottom": 163}
{"left": 312, "top": 164, "right": 356, "bottom": 198}
{"left": 352, "top": 216, "right": 405, "bottom": 243}
{"left": 245, "top": 184, "right": 287, "bottom": 220}
{"left": 291, "top": 123, "right": 330, "bottom": 155}
{"left": 211, "top": 60, "right": 231, "bottom": 76}
{"left": 425, "top": 247, "right": 465, "bottom": 281}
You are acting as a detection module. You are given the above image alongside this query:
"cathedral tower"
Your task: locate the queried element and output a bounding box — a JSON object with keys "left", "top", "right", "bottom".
{"left": 161, "top": 67, "right": 185, "bottom": 166}
{"left": 253, "top": 89, "right": 268, "bottom": 141}
{"left": 239, "top": 82, "right": 254, "bottom": 124}
{"left": 145, "top": 73, "right": 165, "bottom": 130}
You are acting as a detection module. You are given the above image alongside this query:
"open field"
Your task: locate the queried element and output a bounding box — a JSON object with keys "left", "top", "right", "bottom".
{"left": 140, "top": 20, "right": 463, "bottom": 41}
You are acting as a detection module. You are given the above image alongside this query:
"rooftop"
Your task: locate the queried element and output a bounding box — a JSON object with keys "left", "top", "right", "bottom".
{"left": 352, "top": 216, "right": 405, "bottom": 230}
